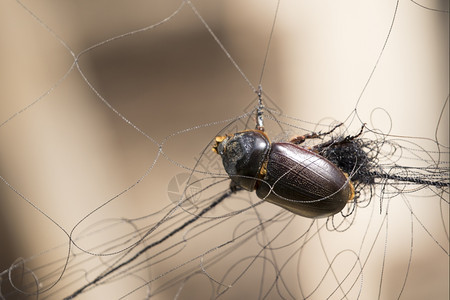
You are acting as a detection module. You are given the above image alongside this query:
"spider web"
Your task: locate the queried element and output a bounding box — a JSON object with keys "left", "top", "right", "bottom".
{"left": 0, "top": 0, "right": 448, "bottom": 299}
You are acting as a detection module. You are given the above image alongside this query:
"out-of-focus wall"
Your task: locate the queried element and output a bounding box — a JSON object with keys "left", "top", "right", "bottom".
{"left": 0, "top": 1, "right": 448, "bottom": 299}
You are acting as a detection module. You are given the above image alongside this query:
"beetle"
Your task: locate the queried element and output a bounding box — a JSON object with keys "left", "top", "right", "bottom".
{"left": 212, "top": 129, "right": 355, "bottom": 218}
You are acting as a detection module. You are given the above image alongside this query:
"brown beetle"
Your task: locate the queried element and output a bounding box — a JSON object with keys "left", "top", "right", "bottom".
{"left": 213, "top": 130, "right": 355, "bottom": 218}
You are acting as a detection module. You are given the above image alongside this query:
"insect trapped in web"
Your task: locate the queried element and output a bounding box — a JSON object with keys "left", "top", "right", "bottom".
{"left": 212, "top": 90, "right": 449, "bottom": 219}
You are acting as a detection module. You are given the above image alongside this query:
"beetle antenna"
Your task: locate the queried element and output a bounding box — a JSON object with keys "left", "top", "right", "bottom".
{"left": 256, "top": 85, "right": 264, "bottom": 131}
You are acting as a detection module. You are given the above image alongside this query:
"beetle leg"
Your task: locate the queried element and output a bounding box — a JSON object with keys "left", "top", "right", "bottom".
{"left": 342, "top": 123, "right": 366, "bottom": 142}
{"left": 289, "top": 123, "right": 344, "bottom": 145}
{"left": 312, "top": 123, "right": 366, "bottom": 151}
{"left": 229, "top": 180, "right": 243, "bottom": 193}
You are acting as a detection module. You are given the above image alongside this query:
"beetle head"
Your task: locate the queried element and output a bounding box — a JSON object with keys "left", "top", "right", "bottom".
{"left": 213, "top": 130, "right": 270, "bottom": 191}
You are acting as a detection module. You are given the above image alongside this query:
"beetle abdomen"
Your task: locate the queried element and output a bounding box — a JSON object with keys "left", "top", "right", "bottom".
{"left": 255, "top": 143, "right": 354, "bottom": 218}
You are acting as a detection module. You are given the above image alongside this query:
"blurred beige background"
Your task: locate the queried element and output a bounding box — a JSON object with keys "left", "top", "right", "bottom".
{"left": 0, "top": 0, "right": 448, "bottom": 299}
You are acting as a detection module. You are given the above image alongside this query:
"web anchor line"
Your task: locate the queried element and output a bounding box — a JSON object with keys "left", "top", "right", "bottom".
{"left": 256, "top": 85, "right": 265, "bottom": 131}
{"left": 64, "top": 187, "right": 241, "bottom": 299}
{"left": 368, "top": 171, "right": 449, "bottom": 188}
